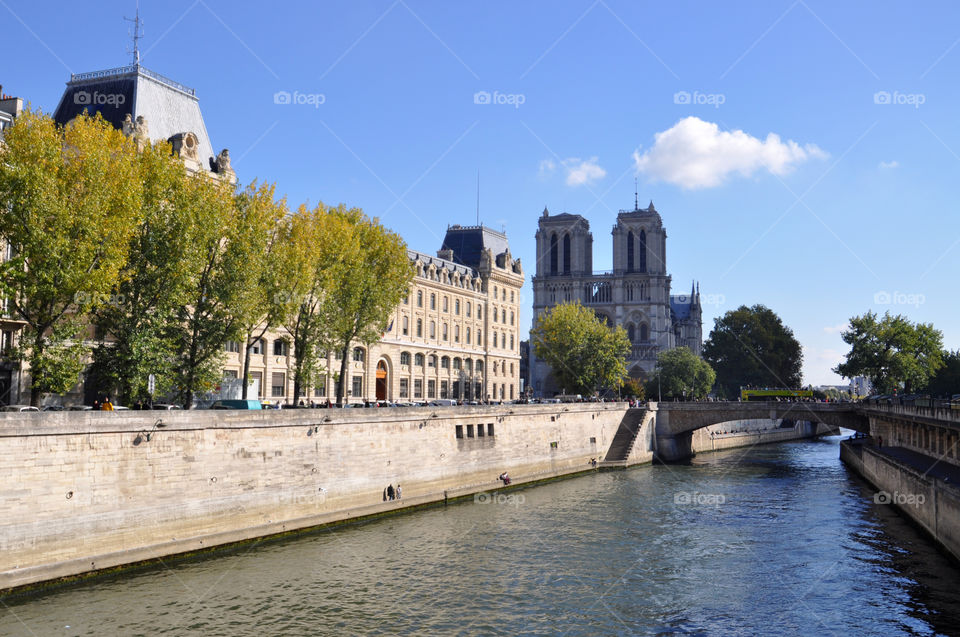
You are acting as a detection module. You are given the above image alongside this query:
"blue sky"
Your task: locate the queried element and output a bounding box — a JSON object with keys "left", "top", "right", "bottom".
{"left": 5, "top": 0, "right": 960, "bottom": 385}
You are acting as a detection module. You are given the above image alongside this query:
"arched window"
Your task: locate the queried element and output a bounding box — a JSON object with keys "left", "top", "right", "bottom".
{"left": 428, "top": 354, "right": 437, "bottom": 368}
{"left": 441, "top": 356, "right": 450, "bottom": 369}
{"left": 639, "top": 230, "right": 647, "bottom": 273}
{"left": 477, "top": 306, "right": 482, "bottom": 320}
{"left": 455, "top": 325, "right": 460, "bottom": 342}
{"left": 627, "top": 324, "right": 635, "bottom": 343}
{"left": 402, "top": 316, "right": 409, "bottom": 335}
{"left": 493, "top": 308, "right": 498, "bottom": 323}
{"left": 475, "top": 360, "right": 484, "bottom": 373}
{"left": 430, "top": 293, "right": 436, "bottom": 310}
{"left": 417, "top": 290, "right": 423, "bottom": 307}
{"left": 510, "top": 311, "right": 514, "bottom": 325}
{"left": 563, "top": 233, "right": 571, "bottom": 273}
{"left": 510, "top": 334, "right": 514, "bottom": 349}
{"left": 430, "top": 321, "right": 436, "bottom": 338}
{"left": 466, "top": 327, "right": 471, "bottom": 344}
{"left": 442, "top": 323, "right": 449, "bottom": 340}
{"left": 353, "top": 347, "right": 365, "bottom": 362}
{"left": 493, "top": 332, "right": 498, "bottom": 347}
{"left": 466, "top": 302, "right": 471, "bottom": 317}
{"left": 455, "top": 299, "right": 460, "bottom": 315}
{"left": 400, "top": 351, "right": 411, "bottom": 365}
{"left": 443, "top": 296, "right": 449, "bottom": 312}
{"left": 493, "top": 361, "right": 498, "bottom": 374}
{"left": 453, "top": 357, "right": 462, "bottom": 370}
{"left": 465, "top": 359, "right": 473, "bottom": 372}
{"left": 550, "top": 233, "right": 558, "bottom": 274}
{"left": 640, "top": 324, "right": 649, "bottom": 341}
{"left": 627, "top": 230, "right": 634, "bottom": 272}
{"left": 414, "top": 353, "right": 425, "bottom": 366}
{"left": 416, "top": 318, "right": 423, "bottom": 337}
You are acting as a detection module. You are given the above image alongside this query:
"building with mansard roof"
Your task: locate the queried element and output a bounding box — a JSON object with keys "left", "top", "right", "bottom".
{"left": 530, "top": 201, "right": 702, "bottom": 397}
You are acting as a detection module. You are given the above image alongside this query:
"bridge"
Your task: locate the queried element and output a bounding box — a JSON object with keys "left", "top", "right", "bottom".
{"left": 602, "top": 401, "right": 893, "bottom": 464}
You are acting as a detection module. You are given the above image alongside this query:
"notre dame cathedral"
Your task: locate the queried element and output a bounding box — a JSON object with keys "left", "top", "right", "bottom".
{"left": 530, "top": 201, "right": 703, "bottom": 397}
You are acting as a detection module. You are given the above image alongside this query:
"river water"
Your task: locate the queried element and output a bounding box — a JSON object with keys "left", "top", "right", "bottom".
{"left": 4, "top": 434, "right": 960, "bottom": 636}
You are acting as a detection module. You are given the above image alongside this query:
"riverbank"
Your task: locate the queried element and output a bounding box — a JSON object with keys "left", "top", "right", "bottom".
{"left": 840, "top": 438, "right": 960, "bottom": 563}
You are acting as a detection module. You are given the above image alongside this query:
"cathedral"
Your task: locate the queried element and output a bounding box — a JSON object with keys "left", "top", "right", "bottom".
{"left": 530, "top": 201, "right": 703, "bottom": 397}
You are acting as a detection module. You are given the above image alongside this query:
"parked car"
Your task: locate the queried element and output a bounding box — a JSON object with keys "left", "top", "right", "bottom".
{"left": 430, "top": 399, "right": 457, "bottom": 406}
{"left": 150, "top": 404, "right": 182, "bottom": 410}
{"left": 1, "top": 405, "right": 40, "bottom": 412}
{"left": 66, "top": 405, "right": 92, "bottom": 411}
{"left": 40, "top": 405, "right": 66, "bottom": 411}
{"left": 209, "top": 399, "right": 262, "bottom": 410}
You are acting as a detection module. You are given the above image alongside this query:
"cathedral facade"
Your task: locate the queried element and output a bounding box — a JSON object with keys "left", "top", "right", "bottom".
{"left": 530, "top": 202, "right": 702, "bottom": 397}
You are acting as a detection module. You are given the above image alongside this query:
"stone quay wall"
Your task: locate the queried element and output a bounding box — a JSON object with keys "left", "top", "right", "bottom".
{"left": 841, "top": 440, "right": 960, "bottom": 562}
{"left": 0, "top": 404, "right": 627, "bottom": 592}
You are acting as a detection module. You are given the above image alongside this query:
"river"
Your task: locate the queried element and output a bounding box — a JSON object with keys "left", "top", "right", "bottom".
{"left": 3, "top": 434, "right": 960, "bottom": 636}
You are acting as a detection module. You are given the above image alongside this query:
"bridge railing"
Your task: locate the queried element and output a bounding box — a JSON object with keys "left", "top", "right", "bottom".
{"left": 861, "top": 402, "right": 960, "bottom": 425}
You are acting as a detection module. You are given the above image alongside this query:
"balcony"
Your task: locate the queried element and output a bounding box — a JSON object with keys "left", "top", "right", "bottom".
{"left": 629, "top": 344, "right": 658, "bottom": 360}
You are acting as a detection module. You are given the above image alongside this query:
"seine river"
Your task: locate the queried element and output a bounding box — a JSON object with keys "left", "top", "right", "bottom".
{"left": 4, "top": 434, "right": 960, "bottom": 636}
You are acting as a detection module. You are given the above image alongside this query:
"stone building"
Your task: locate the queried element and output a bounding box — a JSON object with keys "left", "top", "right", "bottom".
{"left": 530, "top": 202, "right": 702, "bottom": 397}
{"left": 2, "top": 61, "right": 524, "bottom": 406}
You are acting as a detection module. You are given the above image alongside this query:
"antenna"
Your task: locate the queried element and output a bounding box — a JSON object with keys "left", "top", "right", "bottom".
{"left": 125, "top": 1, "right": 144, "bottom": 65}
{"left": 634, "top": 178, "right": 638, "bottom": 210}
{"left": 476, "top": 169, "right": 480, "bottom": 226}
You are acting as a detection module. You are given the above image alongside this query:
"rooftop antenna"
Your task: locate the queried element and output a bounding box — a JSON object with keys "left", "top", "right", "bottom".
{"left": 634, "top": 178, "right": 639, "bottom": 210}
{"left": 125, "top": 1, "right": 144, "bottom": 65}
{"left": 476, "top": 169, "right": 480, "bottom": 226}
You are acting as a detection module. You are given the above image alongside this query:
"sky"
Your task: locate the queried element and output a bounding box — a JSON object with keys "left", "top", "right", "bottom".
{"left": 4, "top": 0, "right": 960, "bottom": 385}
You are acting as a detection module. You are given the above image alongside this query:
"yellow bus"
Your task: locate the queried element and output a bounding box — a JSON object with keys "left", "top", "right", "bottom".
{"left": 740, "top": 388, "right": 814, "bottom": 402}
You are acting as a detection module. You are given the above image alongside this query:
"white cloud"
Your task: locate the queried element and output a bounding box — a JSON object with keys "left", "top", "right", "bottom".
{"left": 823, "top": 322, "right": 848, "bottom": 334}
{"left": 563, "top": 157, "right": 606, "bottom": 186}
{"left": 879, "top": 160, "right": 899, "bottom": 169}
{"left": 632, "top": 116, "right": 827, "bottom": 189}
{"left": 538, "top": 159, "right": 556, "bottom": 178}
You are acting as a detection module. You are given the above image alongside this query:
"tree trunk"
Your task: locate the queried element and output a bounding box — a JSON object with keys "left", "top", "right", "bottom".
{"left": 241, "top": 332, "right": 251, "bottom": 400}
{"left": 336, "top": 347, "right": 350, "bottom": 406}
{"left": 28, "top": 331, "right": 45, "bottom": 407}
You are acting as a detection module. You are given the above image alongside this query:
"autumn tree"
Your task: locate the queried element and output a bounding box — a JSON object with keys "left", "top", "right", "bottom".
{"left": 703, "top": 304, "right": 803, "bottom": 398}
{"left": 647, "top": 346, "right": 716, "bottom": 401}
{"left": 0, "top": 110, "right": 142, "bottom": 405}
{"left": 319, "top": 208, "right": 411, "bottom": 406}
{"left": 531, "top": 301, "right": 631, "bottom": 395}
{"left": 834, "top": 311, "right": 943, "bottom": 394}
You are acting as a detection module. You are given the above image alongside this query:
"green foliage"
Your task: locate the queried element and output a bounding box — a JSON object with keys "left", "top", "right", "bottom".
{"left": 0, "top": 109, "right": 142, "bottom": 404}
{"left": 622, "top": 377, "right": 646, "bottom": 400}
{"left": 24, "top": 322, "right": 89, "bottom": 397}
{"left": 834, "top": 311, "right": 944, "bottom": 394}
{"left": 703, "top": 304, "right": 803, "bottom": 399}
{"left": 925, "top": 350, "right": 960, "bottom": 398}
{"left": 531, "top": 301, "right": 630, "bottom": 395}
{"left": 647, "top": 346, "right": 715, "bottom": 401}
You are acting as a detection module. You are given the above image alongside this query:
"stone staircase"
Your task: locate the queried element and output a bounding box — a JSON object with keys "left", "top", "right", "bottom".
{"left": 600, "top": 410, "right": 647, "bottom": 468}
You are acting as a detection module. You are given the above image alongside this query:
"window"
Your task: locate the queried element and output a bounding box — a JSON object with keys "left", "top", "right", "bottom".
{"left": 352, "top": 375, "right": 363, "bottom": 397}
{"left": 414, "top": 379, "right": 423, "bottom": 398}
{"left": 453, "top": 358, "right": 462, "bottom": 370}
{"left": 271, "top": 372, "right": 286, "bottom": 398}
{"left": 477, "top": 307, "right": 482, "bottom": 320}
{"left": 223, "top": 369, "right": 238, "bottom": 379}
{"left": 224, "top": 340, "right": 240, "bottom": 353}
{"left": 493, "top": 333, "right": 498, "bottom": 347}
{"left": 628, "top": 325, "right": 635, "bottom": 342}
{"left": 639, "top": 230, "right": 647, "bottom": 273}
{"left": 400, "top": 378, "right": 409, "bottom": 398}
{"left": 335, "top": 349, "right": 343, "bottom": 360}
{"left": 417, "top": 290, "right": 423, "bottom": 307}
{"left": 563, "top": 233, "right": 571, "bottom": 274}
{"left": 455, "top": 325, "right": 460, "bottom": 343}
{"left": 430, "top": 321, "right": 436, "bottom": 338}
{"left": 627, "top": 230, "right": 635, "bottom": 272}
{"left": 466, "top": 327, "right": 471, "bottom": 344}
{"left": 456, "top": 424, "right": 463, "bottom": 439}
{"left": 475, "top": 360, "right": 483, "bottom": 373}
{"left": 403, "top": 291, "right": 409, "bottom": 305}
{"left": 442, "top": 323, "right": 448, "bottom": 341}
{"left": 353, "top": 347, "right": 364, "bottom": 362}
{"left": 428, "top": 354, "right": 437, "bottom": 368}
{"left": 250, "top": 339, "right": 264, "bottom": 355}
{"left": 467, "top": 424, "right": 474, "bottom": 438}
{"left": 510, "top": 311, "right": 514, "bottom": 325}
{"left": 428, "top": 379, "right": 436, "bottom": 398}
{"left": 402, "top": 316, "right": 409, "bottom": 335}
{"left": 314, "top": 377, "right": 326, "bottom": 396}
{"left": 417, "top": 319, "right": 423, "bottom": 337}
{"left": 0, "top": 330, "right": 12, "bottom": 355}
{"left": 510, "top": 363, "right": 514, "bottom": 375}
{"left": 511, "top": 291, "right": 514, "bottom": 303}
{"left": 477, "top": 423, "right": 484, "bottom": 437}
{"left": 430, "top": 293, "right": 436, "bottom": 310}
{"left": 466, "top": 302, "right": 471, "bottom": 317}
{"left": 510, "top": 335, "right": 514, "bottom": 349}
{"left": 400, "top": 351, "right": 411, "bottom": 365}
{"left": 441, "top": 380, "right": 449, "bottom": 398}
{"left": 443, "top": 296, "right": 449, "bottom": 312}
{"left": 455, "top": 299, "right": 460, "bottom": 315}
{"left": 414, "top": 353, "right": 425, "bottom": 366}
{"left": 274, "top": 340, "right": 289, "bottom": 356}
{"left": 493, "top": 309, "right": 498, "bottom": 323}
{"left": 441, "top": 356, "right": 450, "bottom": 369}
{"left": 640, "top": 324, "right": 649, "bottom": 341}
{"left": 464, "top": 359, "right": 473, "bottom": 372}
{"left": 487, "top": 423, "right": 495, "bottom": 437}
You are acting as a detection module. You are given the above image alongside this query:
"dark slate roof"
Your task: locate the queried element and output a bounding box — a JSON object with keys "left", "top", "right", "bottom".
{"left": 408, "top": 249, "right": 477, "bottom": 278}
{"left": 440, "top": 225, "right": 509, "bottom": 269}
{"left": 52, "top": 65, "right": 215, "bottom": 165}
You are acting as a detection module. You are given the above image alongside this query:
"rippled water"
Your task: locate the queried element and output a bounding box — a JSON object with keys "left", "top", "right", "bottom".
{"left": 4, "top": 435, "right": 960, "bottom": 636}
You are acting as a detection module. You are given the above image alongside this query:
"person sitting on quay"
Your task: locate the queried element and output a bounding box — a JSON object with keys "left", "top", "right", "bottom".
{"left": 498, "top": 472, "right": 511, "bottom": 486}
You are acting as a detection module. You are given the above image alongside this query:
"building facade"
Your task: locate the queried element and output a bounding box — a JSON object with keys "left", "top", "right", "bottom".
{"left": 0, "top": 87, "right": 26, "bottom": 405}
{"left": 530, "top": 202, "right": 702, "bottom": 397}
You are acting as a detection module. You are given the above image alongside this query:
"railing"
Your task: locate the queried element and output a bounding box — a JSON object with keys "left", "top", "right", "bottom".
{"left": 862, "top": 401, "right": 960, "bottom": 424}
{"left": 629, "top": 344, "right": 658, "bottom": 360}
{"left": 70, "top": 65, "right": 196, "bottom": 96}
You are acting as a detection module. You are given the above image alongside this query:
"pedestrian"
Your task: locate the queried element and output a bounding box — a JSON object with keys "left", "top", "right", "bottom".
{"left": 102, "top": 397, "right": 114, "bottom": 411}
{"left": 383, "top": 487, "right": 387, "bottom": 502}
{"left": 387, "top": 484, "right": 395, "bottom": 500}
{"left": 396, "top": 484, "right": 402, "bottom": 500}
{"left": 92, "top": 398, "right": 101, "bottom": 411}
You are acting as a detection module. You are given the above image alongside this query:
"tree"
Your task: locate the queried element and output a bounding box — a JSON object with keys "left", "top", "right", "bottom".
{"left": 0, "top": 110, "right": 142, "bottom": 405}
{"left": 319, "top": 208, "right": 412, "bottom": 405}
{"left": 531, "top": 301, "right": 631, "bottom": 395}
{"left": 622, "top": 377, "right": 646, "bottom": 401}
{"left": 647, "top": 346, "right": 716, "bottom": 401}
{"left": 230, "top": 182, "right": 289, "bottom": 400}
{"left": 834, "top": 311, "right": 943, "bottom": 394}
{"left": 925, "top": 350, "right": 960, "bottom": 398}
{"left": 703, "top": 304, "right": 803, "bottom": 399}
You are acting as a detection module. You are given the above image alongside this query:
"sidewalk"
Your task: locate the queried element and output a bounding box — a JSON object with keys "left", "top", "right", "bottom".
{"left": 873, "top": 444, "right": 960, "bottom": 484}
